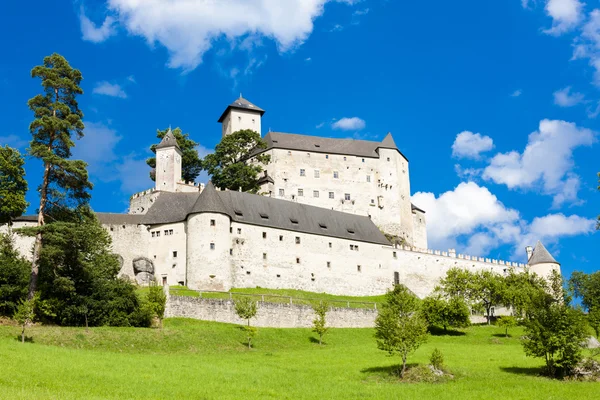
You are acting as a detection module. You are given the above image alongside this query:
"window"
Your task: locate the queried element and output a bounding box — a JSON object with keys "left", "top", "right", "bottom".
{"left": 314, "top": 170, "right": 320, "bottom": 178}
{"left": 313, "top": 190, "right": 319, "bottom": 198}
{"left": 307, "top": 152, "right": 311, "bottom": 157}
{"left": 230, "top": 248, "right": 233, "bottom": 255}
{"left": 327, "top": 261, "right": 331, "bottom": 268}
{"left": 252, "top": 118, "right": 255, "bottom": 124}
{"left": 350, "top": 245, "right": 354, "bottom": 250}
{"left": 343, "top": 156, "right": 347, "bottom": 161}
{"left": 355, "top": 245, "right": 359, "bottom": 251}
{"left": 298, "top": 189, "right": 304, "bottom": 197}
{"left": 210, "top": 219, "right": 215, "bottom": 226}
{"left": 210, "top": 243, "right": 215, "bottom": 250}
{"left": 279, "top": 188, "right": 285, "bottom": 197}
{"left": 394, "top": 271, "right": 400, "bottom": 285}
{"left": 279, "top": 235, "right": 284, "bottom": 241}
{"left": 387, "top": 157, "right": 391, "bottom": 162}
{"left": 361, "top": 158, "right": 365, "bottom": 163}
{"left": 296, "top": 257, "right": 301, "bottom": 264}
{"left": 357, "top": 265, "right": 362, "bottom": 272}
{"left": 328, "top": 242, "right": 332, "bottom": 248}
{"left": 329, "top": 192, "right": 334, "bottom": 199}
{"left": 262, "top": 232, "right": 267, "bottom": 239}
{"left": 152, "top": 232, "right": 155, "bottom": 238}
{"left": 263, "top": 253, "right": 267, "bottom": 260}
{"left": 300, "top": 169, "right": 306, "bottom": 177}
{"left": 237, "top": 228, "right": 242, "bottom": 234}
{"left": 371, "top": 199, "right": 375, "bottom": 204}
{"left": 164, "top": 230, "right": 168, "bottom": 235}
{"left": 238, "top": 116, "right": 242, "bottom": 122}
{"left": 173, "top": 251, "right": 178, "bottom": 258}
{"left": 230, "top": 227, "right": 233, "bottom": 233}
{"left": 326, "top": 154, "right": 329, "bottom": 159}
{"left": 345, "top": 193, "right": 351, "bottom": 201}
{"left": 172, "top": 264, "right": 176, "bottom": 269}
{"left": 393, "top": 251, "right": 397, "bottom": 259}
{"left": 156, "top": 231, "right": 160, "bottom": 237}
{"left": 333, "top": 171, "right": 339, "bottom": 179}
{"left": 295, "top": 237, "right": 301, "bottom": 244}
{"left": 169, "top": 229, "right": 173, "bottom": 235}
{"left": 366, "top": 175, "right": 371, "bottom": 183}
{"left": 287, "top": 151, "right": 292, "bottom": 156}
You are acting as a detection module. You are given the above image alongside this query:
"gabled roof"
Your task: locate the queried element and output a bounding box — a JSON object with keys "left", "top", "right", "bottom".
{"left": 411, "top": 203, "right": 426, "bottom": 214}
{"left": 256, "top": 131, "right": 408, "bottom": 161}
{"left": 156, "top": 128, "right": 181, "bottom": 150}
{"left": 190, "top": 182, "right": 230, "bottom": 216}
{"left": 218, "top": 96, "right": 265, "bottom": 122}
{"left": 528, "top": 241, "right": 560, "bottom": 266}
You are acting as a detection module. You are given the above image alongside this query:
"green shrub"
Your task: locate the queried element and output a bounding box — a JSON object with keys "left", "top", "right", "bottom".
{"left": 430, "top": 348, "right": 444, "bottom": 370}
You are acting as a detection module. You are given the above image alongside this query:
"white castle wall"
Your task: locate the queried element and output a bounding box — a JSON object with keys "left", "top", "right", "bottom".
{"left": 145, "top": 221, "right": 187, "bottom": 285}
{"left": 129, "top": 190, "right": 161, "bottom": 215}
{"left": 105, "top": 223, "right": 148, "bottom": 278}
{"left": 0, "top": 221, "right": 36, "bottom": 260}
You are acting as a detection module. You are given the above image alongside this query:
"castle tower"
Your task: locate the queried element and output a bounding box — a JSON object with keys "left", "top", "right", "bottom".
{"left": 526, "top": 241, "right": 561, "bottom": 280}
{"left": 155, "top": 128, "right": 183, "bottom": 192}
{"left": 218, "top": 95, "right": 265, "bottom": 137}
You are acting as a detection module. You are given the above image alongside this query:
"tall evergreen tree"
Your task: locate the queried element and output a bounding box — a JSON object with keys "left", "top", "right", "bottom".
{"left": 0, "top": 145, "right": 28, "bottom": 226}
{"left": 146, "top": 127, "right": 202, "bottom": 182}
{"left": 26, "top": 53, "right": 91, "bottom": 299}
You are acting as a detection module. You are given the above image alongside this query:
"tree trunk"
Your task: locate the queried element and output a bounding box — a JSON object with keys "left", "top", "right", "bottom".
{"left": 85, "top": 313, "right": 89, "bottom": 333}
{"left": 401, "top": 354, "right": 407, "bottom": 378}
{"left": 21, "top": 325, "right": 25, "bottom": 343}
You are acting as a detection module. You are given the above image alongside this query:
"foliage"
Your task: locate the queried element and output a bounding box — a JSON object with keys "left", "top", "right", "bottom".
{"left": 147, "top": 284, "right": 167, "bottom": 328}
{"left": 497, "top": 316, "right": 518, "bottom": 337}
{"left": 202, "top": 129, "right": 271, "bottom": 193}
{"left": 521, "top": 270, "right": 588, "bottom": 378}
{"left": 504, "top": 270, "right": 547, "bottom": 318}
{"left": 430, "top": 348, "right": 444, "bottom": 370}
{"left": 312, "top": 302, "right": 329, "bottom": 345}
{"left": 374, "top": 285, "right": 428, "bottom": 377}
{"left": 0, "top": 145, "right": 28, "bottom": 225}
{"left": 422, "top": 295, "right": 470, "bottom": 332}
{"left": 146, "top": 127, "right": 203, "bottom": 182}
{"left": 588, "top": 308, "right": 600, "bottom": 338}
{"left": 569, "top": 270, "right": 600, "bottom": 311}
{"left": 14, "top": 298, "right": 35, "bottom": 343}
{"left": 234, "top": 296, "right": 258, "bottom": 348}
{"left": 438, "top": 267, "right": 474, "bottom": 299}
{"left": 27, "top": 53, "right": 92, "bottom": 299}
{"left": 471, "top": 270, "right": 506, "bottom": 325}
{"left": 0, "top": 234, "right": 29, "bottom": 317}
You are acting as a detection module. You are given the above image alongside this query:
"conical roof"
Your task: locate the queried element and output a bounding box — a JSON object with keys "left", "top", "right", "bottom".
{"left": 156, "top": 128, "right": 181, "bottom": 150}
{"left": 528, "top": 241, "right": 559, "bottom": 266}
{"left": 379, "top": 132, "right": 398, "bottom": 149}
{"left": 190, "top": 182, "right": 231, "bottom": 216}
{"left": 218, "top": 96, "right": 265, "bottom": 122}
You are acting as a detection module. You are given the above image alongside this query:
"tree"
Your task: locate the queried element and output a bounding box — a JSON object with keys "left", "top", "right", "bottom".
{"left": 374, "top": 285, "right": 428, "bottom": 377}
{"left": 0, "top": 234, "right": 30, "bottom": 317}
{"left": 26, "top": 53, "right": 91, "bottom": 300}
{"left": 569, "top": 270, "right": 600, "bottom": 337}
{"left": 234, "top": 296, "right": 258, "bottom": 349}
{"left": 421, "top": 295, "right": 470, "bottom": 332}
{"left": 0, "top": 145, "right": 28, "bottom": 227}
{"left": 312, "top": 302, "right": 329, "bottom": 345}
{"left": 202, "top": 129, "right": 271, "bottom": 193}
{"left": 504, "top": 270, "right": 547, "bottom": 318}
{"left": 438, "top": 268, "right": 474, "bottom": 300}
{"left": 588, "top": 308, "right": 600, "bottom": 338}
{"left": 471, "top": 270, "right": 506, "bottom": 325}
{"left": 147, "top": 127, "right": 203, "bottom": 182}
{"left": 521, "top": 270, "right": 588, "bottom": 378}
{"left": 497, "top": 315, "right": 518, "bottom": 337}
{"left": 14, "top": 298, "right": 35, "bottom": 343}
{"left": 147, "top": 283, "right": 167, "bottom": 328}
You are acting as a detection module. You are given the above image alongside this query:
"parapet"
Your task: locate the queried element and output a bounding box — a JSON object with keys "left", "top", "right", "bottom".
{"left": 130, "top": 188, "right": 156, "bottom": 200}
{"left": 397, "top": 244, "right": 526, "bottom": 269}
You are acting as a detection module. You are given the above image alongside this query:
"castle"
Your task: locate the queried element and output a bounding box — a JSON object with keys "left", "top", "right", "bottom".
{"left": 7, "top": 97, "right": 561, "bottom": 298}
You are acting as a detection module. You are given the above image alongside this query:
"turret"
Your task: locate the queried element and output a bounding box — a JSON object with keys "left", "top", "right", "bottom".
{"left": 527, "top": 241, "right": 560, "bottom": 280}
{"left": 155, "top": 128, "right": 183, "bottom": 192}
{"left": 218, "top": 95, "right": 265, "bottom": 137}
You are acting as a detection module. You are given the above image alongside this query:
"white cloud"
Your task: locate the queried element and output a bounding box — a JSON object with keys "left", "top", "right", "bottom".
{"left": 80, "top": 11, "right": 116, "bottom": 43}
{"left": 411, "top": 181, "right": 596, "bottom": 258}
{"left": 114, "top": 154, "right": 153, "bottom": 194}
{"left": 553, "top": 86, "right": 585, "bottom": 106}
{"left": 102, "top": 0, "right": 356, "bottom": 71}
{"left": 332, "top": 117, "right": 366, "bottom": 131}
{"left": 511, "top": 89, "right": 523, "bottom": 97}
{"left": 316, "top": 122, "right": 325, "bottom": 129}
{"left": 0, "top": 134, "right": 28, "bottom": 149}
{"left": 543, "top": 0, "right": 584, "bottom": 35}
{"left": 93, "top": 82, "right": 127, "bottom": 98}
{"left": 451, "top": 131, "right": 494, "bottom": 159}
{"left": 482, "top": 119, "right": 595, "bottom": 207}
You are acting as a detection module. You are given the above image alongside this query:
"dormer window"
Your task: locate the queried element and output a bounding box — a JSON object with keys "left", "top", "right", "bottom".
{"left": 290, "top": 218, "right": 299, "bottom": 224}
{"left": 234, "top": 209, "right": 243, "bottom": 217}
{"left": 319, "top": 223, "right": 327, "bottom": 229}
{"left": 347, "top": 228, "right": 355, "bottom": 234}
{"left": 315, "top": 144, "right": 321, "bottom": 148}
{"left": 260, "top": 213, "right": 269, "bottom": 220}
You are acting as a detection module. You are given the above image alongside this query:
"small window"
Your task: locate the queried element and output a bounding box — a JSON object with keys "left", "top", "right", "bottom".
{"left": 169, "top": 229, "right": 173, "bottom": 235}
{"left": 210, "top": 219, "right": 216, "bottom": 226}
{"left": 307, "top": 152, "right": 311, "bottom": 157}
{"left": 238, "top": 116, "right": 242, "bottom": 122}
{"left": 345, "top": 193, "right": 351, "bottom": 201}
{"left": 313, "top": 190, "right": 319, "bottom": 198}
{"left": 325, "top": 154, "right": 329, "bottom": 159}
{"left": 279, "top": 235, "right": 283, "bottom": 241}
{"left": 328, "top": 192, "right": 334, "bottom": 199}
{"left": 298, "top": 188, "right": 304, "bottom": 197}
{"left": 361, "top": 158, "right": 365, "bottom": 163}
{"left": 262, "top": 232, "right": 267, "bottom": 239}
{"left": 230, "top": 248, "right": 233, "bottom": 255}
{"left": 279, "top": 189, "right": 285, "bottom": 197}
{"left": 394, "top": 271, "right": 400, "bottom": 285}
{"left": 164, "top": 230, "right": 168, "bottom": 235}
{"left": 357, "top": 265, "right": 362, "bottom": 272}
{"left": 350, "top": 244, "right": 354, "bottom": 250}
{"left": 355, "top": 245, "right": 359, "bottom": 251}
{"left": 260, "top": 213, "right": 269, "bottom": 220}
{"left": 252, "top": 118, "right": 255, "bottom": 123}
{"left": 371, "top": 199, "right": 375, "bottom": 204}
{"left": 290, "top": 218, "right": 299, "bottom": 224}
{"left": 230, "top": 227, "right": 233, "bottom": 233}
{"left": 366, "top": 175, "right": 371, "bottom": 183}
{"left": 172, "top": 264, "right": 176, "bottom": 269}
{"left": 333, "top": 171, "right": 339, "bottom": 179}
{"left": 300, "top": 169, "right": 306, "bottom": 177}
{"left": 393, "top": 251, "right": 397, "bottom": 259}
{"left": 328, "top": 242, "right": 332, "bottom": 248}
{"left": 156, "top": 231, "right": 160, "bottom": 237}
{"left": 343, "top": 156, "right": 347, "bottom": 161}
{"left": 327, "top": 261, "right": 331, "bottom": 268}
{"left": 295, "top": 237, "right": 301, "bottom": 244}
{"left": 288, "top": 151, "right": 292, "bottom": 156}
{"left": 314, "top": 170, "right": 320, "bottom": 178}
{"left": 210, "top": 243, "right": 215, "bottom": 250}
{"left": 387, "top": 157, "right": 391, "bottom": 162}
{"left": 237, "top": 228, "right": 242, "bottom": 234}
{"left": 296, "top": 257, "right": 301, "bottom": 264}
{"left": 319, "top": 223, "right": 327, "bottom": 229}
{"left": 152, "top": 232, "right": 156, "bottom": 237}
{"left": 173, "top": 251, "right": 178, "bottom": 258}
{"left": 263, "top": 253, "right": 267, "bottom": 260}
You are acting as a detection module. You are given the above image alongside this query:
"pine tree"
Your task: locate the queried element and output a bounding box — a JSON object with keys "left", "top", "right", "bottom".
{"left": 0, "top": 145, "right": 28, "bottom": 226}
{"left": 146, "top": 127, "right": 202, "bottom": 182}
{"left": 26, "top": 53, "right": 91, "bottom": 299}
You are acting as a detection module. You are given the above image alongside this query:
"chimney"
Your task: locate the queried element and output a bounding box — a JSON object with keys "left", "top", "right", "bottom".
{"left": 525, "top": 246, "right": 533, "bottom": 261}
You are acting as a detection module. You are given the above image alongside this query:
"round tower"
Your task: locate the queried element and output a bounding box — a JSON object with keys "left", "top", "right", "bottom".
{"left": 526, "top": 241, "right": 561, "bottom": 280}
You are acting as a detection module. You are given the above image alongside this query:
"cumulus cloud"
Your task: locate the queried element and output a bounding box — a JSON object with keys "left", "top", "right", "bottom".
{"left": 331, "top": 117, "right": 366, "bottom": 131}
{"left": 553, "top": 86, "right": 585, "bottom": 106}
{"left": 100, "top": 0, "right": 357, "bottom": 71}
{"left": 411, "top": 182, "right": 596, "bottom": 258}
{"left": 543, "top": 0, "right": 584, "bottom": 35}
{"left": 93, "top": 82, "right": 127, "bottom": 98}
{"left": 80, "top": 10, "right": 116, "bottom": 43}
{"left": 511, "top": 89, "right": 523, "bottom": 97}
{"left": 451, "top": 131, "right": 494, "bottom": 159}
{"left": 0, "top": 134, "right": 28, "bottom": 149}
{"left": 482, "top": 119, "right": 595, "bottom": 207}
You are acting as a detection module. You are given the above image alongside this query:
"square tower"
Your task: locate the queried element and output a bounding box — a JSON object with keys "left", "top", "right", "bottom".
{"left": 155, "top": 128, "right": 183, "bottom": 192}
{"left": 218, "top": 96, "right": 265, "bottom": 137}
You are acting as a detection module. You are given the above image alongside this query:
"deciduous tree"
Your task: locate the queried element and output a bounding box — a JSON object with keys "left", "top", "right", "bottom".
{"left": 0, "top": 145, "right": 28, "bottom": 227}
{"left": 203, "top": 129, "right": 270, "bottom": 193}
{"left": 234, "top": 296, "right": 258, "bottom": 348}
{"left": 312, "top": 302, "right": 329, "bottom": 345}
{"left": 497, "top": 315, "right": 517, "bottom": 337}
{"left": 147, "top": 127, "right": 203, "bottom": 182}
{"left": 421, "top": 295, "right": 470, "bottom": 332}
{"left": 471, "top": 270, "right": 506, "bottom": 325}
{"left": 14, "top": 298, "right": 35, "bottom": 343}
{"left": 26, "top": 53, "right": 91, "bottom": 299}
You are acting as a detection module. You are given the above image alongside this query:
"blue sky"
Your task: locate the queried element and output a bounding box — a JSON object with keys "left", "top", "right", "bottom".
{"left": 1, "top": 0, "right": 598, "bottom": 278}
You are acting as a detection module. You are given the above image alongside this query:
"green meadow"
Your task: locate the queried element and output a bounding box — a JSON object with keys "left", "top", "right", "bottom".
{"left": 0, "top": 319, "right": 596, "bottom": 400}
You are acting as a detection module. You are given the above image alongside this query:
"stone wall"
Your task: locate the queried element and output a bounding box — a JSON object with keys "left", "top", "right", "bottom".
{"left": 166, "top": 295, "right": 378, "bottom": 328}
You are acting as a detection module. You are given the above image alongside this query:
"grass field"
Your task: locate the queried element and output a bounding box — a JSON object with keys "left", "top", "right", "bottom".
{"left": 0, "top": 319, "right": 596, "bottom": 400}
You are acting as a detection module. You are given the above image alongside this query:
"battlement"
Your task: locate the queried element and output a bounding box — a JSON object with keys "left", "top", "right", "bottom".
{"left": 395, "top": 244, "right": 527, "bottom": 269}
{"left": 130, "top": 188, "right": 157, "bottom": 200}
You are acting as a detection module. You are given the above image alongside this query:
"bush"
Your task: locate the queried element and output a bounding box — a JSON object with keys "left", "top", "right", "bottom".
{"left": 147, "top": 284, "right": 167, "bottom": 328}
{"left": 430, "top": 348, "right": 444, "bottom": 370}
{"left": 0, "top": 234, "right": 29, "bottom": 317}
{"left": 497, "top": 315, "right": 518, "bottom": 337}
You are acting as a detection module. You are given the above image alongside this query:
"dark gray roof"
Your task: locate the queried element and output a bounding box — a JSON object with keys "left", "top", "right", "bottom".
{"left": 411, "top": 203, "right": 426, "bottom": 214}
{"left": 13, "top": 213, "right": 144, "bottom": 225}
{"left": 12, "top": 215, "right": 37, "bottom": 222}
{"left": 257, "top": 131, "right": 408, "bottom": 161}
{"left": 528, "top": 241, "right": 559, "bottom": 266}
{"left": 155, "top": 128, "right": 181, "bottom": 150}
{"left": 218, "top": 96, "right": 265, "bottom": 122}
{"left": 257, "top": 172, "right": 274, "bottom": 185}
{"left": 142, "top": 184, "right": 391, "bottom": 245}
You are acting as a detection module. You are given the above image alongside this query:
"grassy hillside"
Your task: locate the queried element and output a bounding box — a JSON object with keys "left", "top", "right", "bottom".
{"left": 0, "top": 319, "right": 596, "bottom": 400}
